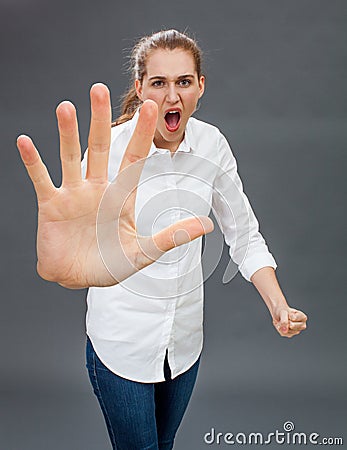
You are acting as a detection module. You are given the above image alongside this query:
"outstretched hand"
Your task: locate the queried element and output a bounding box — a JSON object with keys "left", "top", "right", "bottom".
{"left": 17, "top": 83, "right": 213, "bottom": 289}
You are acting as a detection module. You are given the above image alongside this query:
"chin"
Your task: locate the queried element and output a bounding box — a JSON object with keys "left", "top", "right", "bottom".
{"left": 159, "top": 126, "right": 182, "bottom": 141}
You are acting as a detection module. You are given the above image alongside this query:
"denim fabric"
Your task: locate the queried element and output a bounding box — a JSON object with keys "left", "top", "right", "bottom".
{"left": 86, "top": 336, "right": 200, "bottom": 450}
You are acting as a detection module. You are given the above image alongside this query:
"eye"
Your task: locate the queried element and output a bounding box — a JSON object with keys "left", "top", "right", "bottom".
{"left": 178, "top": 79, "right": 192, "bottom": 87}
{"left": 151, "top": 80, "right": 164, "bottom": 87}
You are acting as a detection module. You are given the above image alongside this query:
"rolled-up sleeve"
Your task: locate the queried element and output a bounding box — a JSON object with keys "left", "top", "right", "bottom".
{"left": 211, "top": 132, "right": 277, "bottom": 282}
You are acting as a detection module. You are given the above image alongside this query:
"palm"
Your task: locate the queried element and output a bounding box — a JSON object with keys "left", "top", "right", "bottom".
{"left": 36, "top": 181, "right": 110, "bottom": 287}
{"left": 17, "top": 84, "right": 213, "bottom": 289}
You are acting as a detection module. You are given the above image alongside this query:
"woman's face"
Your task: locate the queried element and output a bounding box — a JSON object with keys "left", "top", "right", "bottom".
{"left": 135, "top": 48, "right": 205, "bottom": 152}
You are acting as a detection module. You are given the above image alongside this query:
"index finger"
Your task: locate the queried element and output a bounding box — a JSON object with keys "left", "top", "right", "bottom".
{"left": 118, "top": 100, "right": 158, "bottom": 175}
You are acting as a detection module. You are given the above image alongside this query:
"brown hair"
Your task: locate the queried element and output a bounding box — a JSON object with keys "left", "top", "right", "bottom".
{"left": 113, "top": 29, "right": 203, "bottom": 126}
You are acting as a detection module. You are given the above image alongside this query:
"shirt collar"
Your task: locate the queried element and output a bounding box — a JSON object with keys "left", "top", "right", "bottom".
{"left": 128, "top": 107, "right": 194, "bottom": 156}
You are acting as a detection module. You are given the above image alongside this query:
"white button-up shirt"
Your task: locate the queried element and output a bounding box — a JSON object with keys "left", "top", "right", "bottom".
{"left": 81, "top": 110, "right": 277, "bottom": 383}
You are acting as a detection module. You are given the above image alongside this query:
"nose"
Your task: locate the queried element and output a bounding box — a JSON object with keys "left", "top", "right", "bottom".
{"left": 166, "top": 83, "right": 179, "bottom": 103}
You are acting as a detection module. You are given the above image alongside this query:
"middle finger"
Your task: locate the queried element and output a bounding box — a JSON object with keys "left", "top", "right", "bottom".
{"left": 86, "top": 83, "right": 112, "bottom": 182}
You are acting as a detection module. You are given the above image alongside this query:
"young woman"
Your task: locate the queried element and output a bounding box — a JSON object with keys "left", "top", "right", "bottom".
{"left": 17, "top": 29, "right": 307, "bottom": 450}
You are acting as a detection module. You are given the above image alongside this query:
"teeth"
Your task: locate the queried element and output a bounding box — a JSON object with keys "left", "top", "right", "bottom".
{"left": 167, "top": 111, "right": 179, "bottom": 114}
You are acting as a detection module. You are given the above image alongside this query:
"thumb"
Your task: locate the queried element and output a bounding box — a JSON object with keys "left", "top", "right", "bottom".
{"left": 143, "top": 215, "right": 214, "bottom": 261}
{"left": 279, "top": 309, "right": 289, "bottom": 333}
{"left": 155, "top": 215, "right": 214, "bottom": 251}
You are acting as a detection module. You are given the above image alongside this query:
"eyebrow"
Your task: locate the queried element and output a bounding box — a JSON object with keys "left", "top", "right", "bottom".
{"left": 148, "top": 74, "right": 195, "bottom": 81}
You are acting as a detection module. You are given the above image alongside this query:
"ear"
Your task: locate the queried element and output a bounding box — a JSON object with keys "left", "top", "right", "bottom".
{"left": 135, "top": 79, "right": 143, "bottom": 101}
{"left": 198, "top": 75, "right": 205, "bottom": 99}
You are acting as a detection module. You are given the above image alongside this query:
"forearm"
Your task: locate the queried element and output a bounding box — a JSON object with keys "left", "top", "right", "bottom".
{"left": 250, "top": 266, "right": 288, "bottom": 318}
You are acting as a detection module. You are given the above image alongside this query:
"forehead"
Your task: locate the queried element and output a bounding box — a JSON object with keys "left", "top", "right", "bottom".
{"left": 145, "top": 48, "right": 196, "bottom": 78}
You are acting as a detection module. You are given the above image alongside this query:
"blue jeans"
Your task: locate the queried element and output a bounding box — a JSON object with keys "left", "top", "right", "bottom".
{"left": 86, "top": 336, "right": 200, "bottom": 450}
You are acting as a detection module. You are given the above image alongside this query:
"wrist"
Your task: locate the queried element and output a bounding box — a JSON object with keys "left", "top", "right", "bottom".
{"left": 250, "top": 267, "right": 289, "bottom": 319}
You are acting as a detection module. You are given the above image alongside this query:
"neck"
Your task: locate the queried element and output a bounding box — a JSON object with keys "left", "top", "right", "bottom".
{"left": 154, "top": 131, "right": 184, "bottom": 153}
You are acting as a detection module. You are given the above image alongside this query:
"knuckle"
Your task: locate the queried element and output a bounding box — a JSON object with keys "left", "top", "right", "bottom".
{"left": 62, "top": 152, "right": 81, "bottom": 163}
{"left": 89, "top": 141, "right": 110, "bottom": 153}
{"left": 126, "top": 151, "right": 145, "bottom": 164}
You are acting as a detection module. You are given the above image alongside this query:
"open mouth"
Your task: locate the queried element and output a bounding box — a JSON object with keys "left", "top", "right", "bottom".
{"left": 164, "top": 110, "right": 181, "bottom": 132}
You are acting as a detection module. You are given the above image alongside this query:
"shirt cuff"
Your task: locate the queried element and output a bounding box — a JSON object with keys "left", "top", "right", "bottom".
{"left": 238, "top": 253, "right": 277, "bottom": 282}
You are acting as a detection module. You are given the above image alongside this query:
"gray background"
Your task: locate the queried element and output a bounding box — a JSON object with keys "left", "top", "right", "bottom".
{"left": 1, "top": 0, "right": 346, "bottom": 448}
